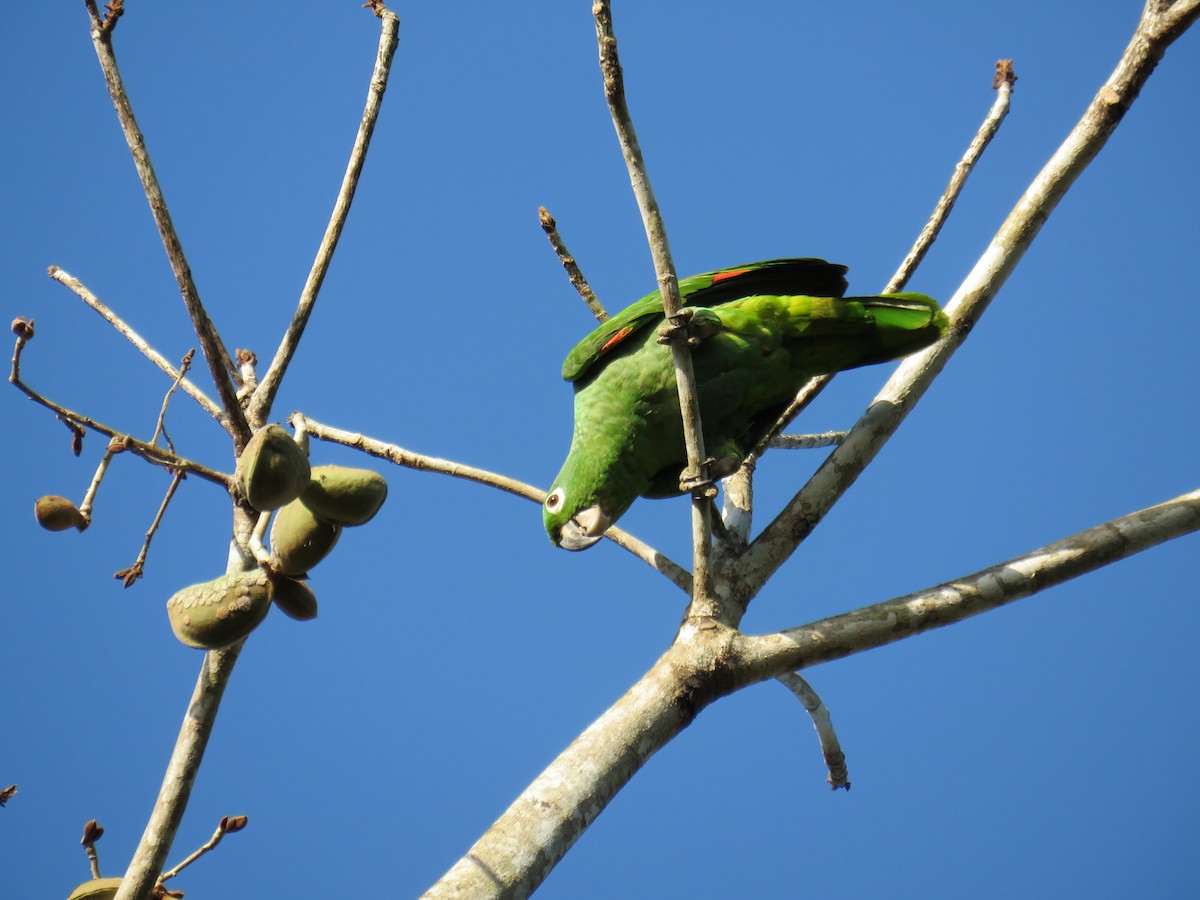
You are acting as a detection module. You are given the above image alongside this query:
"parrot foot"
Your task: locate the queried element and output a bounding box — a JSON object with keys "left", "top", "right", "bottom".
{"left": 657, "top": 307, "right": 723, "bottom": 346}
{"left": 678, "top": 456, "right": 740, "bottom": 495}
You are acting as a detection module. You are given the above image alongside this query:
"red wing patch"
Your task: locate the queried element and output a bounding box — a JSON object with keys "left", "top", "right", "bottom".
{"left": 710, "top": 268, "right": 751, "bottom": 284}
{"left": 599, "top": 325, "right": 635, "bottom": 355}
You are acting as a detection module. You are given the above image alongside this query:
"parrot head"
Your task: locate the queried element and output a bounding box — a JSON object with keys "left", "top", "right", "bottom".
{"left": 543, "top": 442, "right": 645, "bottom": 550}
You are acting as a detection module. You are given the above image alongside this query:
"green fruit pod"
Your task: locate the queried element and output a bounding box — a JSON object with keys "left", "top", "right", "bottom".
{"left": 269, "top": 499, "right": 342, "bottom": 577}
{"left": 301, "top": 465, "right": 389, "bottom": 526}
{"left": 165, "top": 569, "right": 274, "bottom": 650}
{"left": 234, "top": 424, "right": 311, "bottom": 512}
{"left": 272, "top": 576, "right": 319, "bottom": 621}
{"left": 34, "top": 495, "right": 87, "bottom": 532}
{"left": 66, "top": 877, "right": 122, "bottom": 900}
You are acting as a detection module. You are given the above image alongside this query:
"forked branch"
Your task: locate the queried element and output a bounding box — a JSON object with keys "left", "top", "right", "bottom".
{"left": 250, "top": 8, "right": 401, "bottom": 421}
{"left": 427, "top": 4, "right": 1200, "bottom": 895}
{"left": 83, "top": 1, "right": 248, "bottom": 445}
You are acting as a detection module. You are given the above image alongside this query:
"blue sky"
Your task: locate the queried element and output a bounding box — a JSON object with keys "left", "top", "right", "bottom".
{"left": 3, "top": 2, "right": 1198, "bottom": 897}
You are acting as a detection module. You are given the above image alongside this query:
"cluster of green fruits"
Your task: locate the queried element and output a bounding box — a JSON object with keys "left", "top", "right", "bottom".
{"left": 165, "top": 425, "right": 387, "bottom": 651}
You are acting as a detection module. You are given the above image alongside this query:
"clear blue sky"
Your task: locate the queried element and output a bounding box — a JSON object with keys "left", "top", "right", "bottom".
{"left": 3, "top": 2, "right": 1198, "bottom": 897}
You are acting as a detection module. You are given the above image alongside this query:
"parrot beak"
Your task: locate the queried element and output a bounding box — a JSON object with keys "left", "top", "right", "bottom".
{"left": 556, "top": 505, "right": 612, "bottom": 551}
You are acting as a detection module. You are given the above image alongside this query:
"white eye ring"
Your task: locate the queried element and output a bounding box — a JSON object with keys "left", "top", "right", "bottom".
{"left": 545, "top": 487, "right": 565, "bottom": 514}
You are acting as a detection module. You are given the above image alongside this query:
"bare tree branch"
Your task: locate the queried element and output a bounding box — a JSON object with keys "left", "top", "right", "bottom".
{"left": 884, "top": 60, "right": 1016, "bottom": 294}
{"left": 295, "top": 414, "right": 693, "bottom": 593}
{"left": 593, "top": 0, "right": 719, "bottom": 616}
{"left": 114, "top": 469, "right": 185, "bottom": 588}
{"left": 9, "top": 335, "right": 231, "bottom": 488}
{"left": 738, "top": 487, "right": 1200, "bottom": 677}
{"left": 539, "top": 206, "right": 608, "bottom": 322}
{"left": 249, "top": 9, "right": 401, "bottom": 422}
{"left": 734, "top": 0, "right": 1200, "bottom": 595}
{"left": 115, "top": 642, "right": 247, "bottom": 900}
{"left": 425, "top": 621, "right": 740, "bottom": 899}
{"left": 82, "top": 2, "right": 249, "bottom": 446}
{"left": 48, "top": 267, "right": 224, "bottom": 424}
{"left": 776, "top": 672, "right": 850, "bottom": 790}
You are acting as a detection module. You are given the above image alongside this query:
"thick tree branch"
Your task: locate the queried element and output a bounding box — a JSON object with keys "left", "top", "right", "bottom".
{"left": 735, "top": 0, "right": 1199, "bottom": 595}
{"left": 295, "top": 414, "right": 693, "bottom": 593}
{"left": 424, "top": 619, "right": 738, "bottom": 899}
{"left": 249, "top": 9, "right": 401, "bottom": 421}
{"left": 737, "top": 487, "right": 1200, "bottom": 677}
{"left": 82, "top": 2, "right": 249, "bottom": 447}
{"left": 593, "top": 0, "right": 717, "bottom": 616}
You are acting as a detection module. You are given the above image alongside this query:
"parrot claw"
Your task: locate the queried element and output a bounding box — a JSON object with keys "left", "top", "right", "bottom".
{"left": 679, "top": 455, "right": 741, "bottom": 495}
{"left": 657, "top": 307, "right": 723, "bottom": 345}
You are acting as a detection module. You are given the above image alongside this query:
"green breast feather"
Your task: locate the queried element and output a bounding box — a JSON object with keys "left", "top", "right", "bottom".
{"left": 544, "top": 258, "right": 948, "bottom": 550}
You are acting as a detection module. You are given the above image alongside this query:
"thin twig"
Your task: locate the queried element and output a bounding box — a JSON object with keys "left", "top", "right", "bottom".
{"left": 593, "top": 0, "right": 716, "bottom": 615}
{"left": 249, "top": 9, "right": 401, "bottom": 422}
{"left": 748, "top": 64, "right": 1015, "bottom": 466}
{"left": 77, "top": 437, "right": 123, "bottom": 525}
{"left": 539, "top": 206, "right": 608, "bottom": 322}
{"left": 295, "top": 413, "right": 692, "bottom": 593}
{"left": 81, "top": 819, "right": 105, "bottom": 879}
{"left": 885, "top": 60, "right": 1016, "bottom": 294}
{"left": 775, "top": 672, "right": 850, "bottom": 790}
{"left": 9, "top": 336, "right": 230, "bottom": 487}
{"left": 114, "top": 469, "right": 185, "bottom": 588}
{"left": 156, "top": 815, "right": 247, "bottom": 887}
{"left": 47, "top": 267, "right": 224, "bottom": 424}
{"left": 151, "top": 350, "right": 194, "bottom": 452}
{"left": 82, "top": 3, "right": 249, "bottom": 446}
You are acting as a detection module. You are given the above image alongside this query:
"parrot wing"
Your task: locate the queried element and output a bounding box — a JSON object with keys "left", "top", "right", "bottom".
{"left": 561, "top": 258, "right": 849, "bottom": 383}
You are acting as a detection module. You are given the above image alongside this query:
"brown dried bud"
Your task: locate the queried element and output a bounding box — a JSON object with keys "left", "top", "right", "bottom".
{"left": 34, "top": 496, "right": 88, "bottom": 532}
{"left": 219, "top": 814, "right": 249, "bottom": 834}
{"left": 81, "top": 819, "right": 105, "bottom": 845}
{"left": 10, "top": 316, "right": 34, "bottom": 340}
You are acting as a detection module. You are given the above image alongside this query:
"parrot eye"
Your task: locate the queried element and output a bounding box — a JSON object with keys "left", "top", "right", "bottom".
{"left": 545, "top": 488, "right": 565, "bottom": 514}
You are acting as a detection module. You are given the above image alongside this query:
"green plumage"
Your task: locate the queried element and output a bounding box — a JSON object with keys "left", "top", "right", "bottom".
{"left": 544, "top": 258, "right": 948, "bottom": 550}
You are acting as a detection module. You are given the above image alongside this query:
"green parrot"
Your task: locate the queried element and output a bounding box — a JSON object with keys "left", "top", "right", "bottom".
{"left": 544, "top": 258, "right": 948, "bottom": 550}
